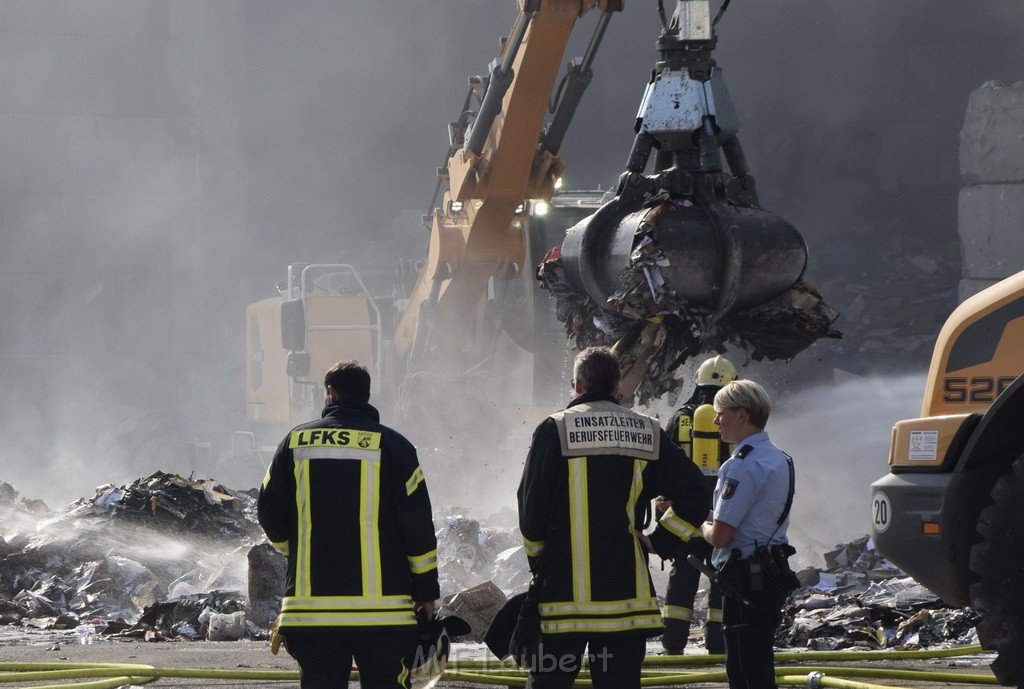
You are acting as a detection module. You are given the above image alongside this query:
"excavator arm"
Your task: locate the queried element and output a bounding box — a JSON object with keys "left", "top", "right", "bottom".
{"left": 394, "top": 1, "right": 623, "bottom": 373}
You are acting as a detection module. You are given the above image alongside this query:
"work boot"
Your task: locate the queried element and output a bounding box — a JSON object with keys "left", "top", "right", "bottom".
{"left": 660, "top": 632, "right": 687, "bottom": 655}
{"left": 705, "top": 622, "right": 724, "bottom": 654}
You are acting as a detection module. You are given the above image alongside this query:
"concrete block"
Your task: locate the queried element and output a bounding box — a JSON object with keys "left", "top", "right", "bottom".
{"left": 960, "top": 81, "right": 1024, "bottom": 184}
{"left": 247, "top": 543, "right": 287, "bottom": 629}
{"left": 958, "top": 183, "right": 1024, "bottom": 278}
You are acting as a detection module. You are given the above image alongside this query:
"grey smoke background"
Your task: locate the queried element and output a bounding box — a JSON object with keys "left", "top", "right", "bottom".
{"left": 0, "top": 1, "right": 1022, "bottom": 552}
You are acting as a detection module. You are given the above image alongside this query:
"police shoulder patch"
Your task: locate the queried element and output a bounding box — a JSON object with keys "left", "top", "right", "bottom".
{"left": 721, "top": 478, "right": 739, "bottom": 500}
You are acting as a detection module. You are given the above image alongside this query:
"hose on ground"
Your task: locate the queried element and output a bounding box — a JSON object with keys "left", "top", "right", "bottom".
{"left": 0, "top": 643, "right": 997, "bottom": 688}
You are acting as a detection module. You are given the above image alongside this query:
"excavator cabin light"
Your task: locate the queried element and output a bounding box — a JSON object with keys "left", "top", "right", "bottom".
{"left": 531, "top": 200, "right": 550, "bottom": 216}
{"left": 448, "top": 200, "right": 465, "bottom": 214}
{"left": 554, "top": 177, "right": 564, "bottom": 189}
{"left": 922, "top": 522, "right": 940, "bottom": 535}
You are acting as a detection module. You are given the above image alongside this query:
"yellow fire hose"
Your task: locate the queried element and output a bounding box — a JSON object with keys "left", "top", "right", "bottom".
{"left": 0, "top": 644, "right": 998, "bottom": 688}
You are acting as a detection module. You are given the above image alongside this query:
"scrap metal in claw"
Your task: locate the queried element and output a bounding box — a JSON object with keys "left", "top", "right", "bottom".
{"left": 542, "top": 0, "right": 840, "bottom": 401}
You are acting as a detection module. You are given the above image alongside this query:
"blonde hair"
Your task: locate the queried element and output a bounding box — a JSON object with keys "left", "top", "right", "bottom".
{"left": 714, "top": 379, "right": 771, "bottom": 429}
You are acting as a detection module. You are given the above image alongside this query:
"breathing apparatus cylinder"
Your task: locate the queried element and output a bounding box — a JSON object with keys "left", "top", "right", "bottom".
{"left": 692, "top": 403, "right": 723, "bottom": 476}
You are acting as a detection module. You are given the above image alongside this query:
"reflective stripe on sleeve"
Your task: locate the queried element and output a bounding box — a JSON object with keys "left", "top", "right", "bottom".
{"left": 405, "top": 466, "right": 425, "bottom": 496}
{"left": 523, "top": 536, "right": 545, "bottom": 558}
{"left": 271, "top": 540, "right": 289, "bottom": 557}
{"left": 659, "top": 506, "right": 700, "bottom": 541}
{"left": 407, "top": 549, "right": 438, "bottom": 574}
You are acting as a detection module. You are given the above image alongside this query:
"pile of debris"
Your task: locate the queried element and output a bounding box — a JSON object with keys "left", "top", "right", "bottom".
{"left": 777, "top": 535, "right": 980, "bottom": 650}
{"left": 0, "top": 473, "right": 263, "bottom": 640}
{"left": 0, "top": 478, "right": 985, "bottom": 650}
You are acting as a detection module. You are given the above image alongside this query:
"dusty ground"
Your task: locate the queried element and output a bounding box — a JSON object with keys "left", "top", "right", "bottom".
{"left": 0, "top": 629, "right": 1000, "bottom": 688}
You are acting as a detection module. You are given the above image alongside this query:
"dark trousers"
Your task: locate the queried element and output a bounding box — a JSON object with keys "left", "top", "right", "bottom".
{"left": 721, "top": 573, "right": 790, "bottom": 689}
{"left": 285, "top": 628, "right": 417, "bottom": 689}
{"left": 525, "top": 635, "right": 647, "bottom": 689}
{"left": 663, "top": 537, "right": 724, "bottom": 653}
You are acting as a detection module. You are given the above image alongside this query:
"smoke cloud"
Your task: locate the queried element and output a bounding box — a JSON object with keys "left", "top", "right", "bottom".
{"left": 0, "top": 2, "right": 1019, "bottom": 532}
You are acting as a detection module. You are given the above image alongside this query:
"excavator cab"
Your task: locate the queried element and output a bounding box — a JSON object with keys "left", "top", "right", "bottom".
{"left": 245, "top": 264, "right": 384, "bottom": 431}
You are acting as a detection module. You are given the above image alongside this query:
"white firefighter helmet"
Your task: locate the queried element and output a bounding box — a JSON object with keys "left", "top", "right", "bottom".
{"left": 411, "top": 612, "right": 471, "bottom": 689}
{"left": 695, "top": 355, "right": 738, "bottom": 387}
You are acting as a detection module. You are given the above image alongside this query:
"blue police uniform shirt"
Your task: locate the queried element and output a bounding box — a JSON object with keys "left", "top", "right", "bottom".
{"left": 710, "top": 431, "right": 792, "bottom": 568}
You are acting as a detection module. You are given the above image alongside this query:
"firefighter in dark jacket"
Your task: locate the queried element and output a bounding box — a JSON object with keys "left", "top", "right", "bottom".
{"left": 258, "top": 361, "right": 439, "bottom": 689}
{"left": 518, "top": 347, "right": 711, "bottom": 689}
{"left": 657, "top": 355, "right": 737, "bottom": 654}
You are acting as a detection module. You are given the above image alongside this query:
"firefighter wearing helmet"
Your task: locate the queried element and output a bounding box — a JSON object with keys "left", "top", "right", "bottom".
{"left": 656, "top": 354, "right": 738, "bottom": 654}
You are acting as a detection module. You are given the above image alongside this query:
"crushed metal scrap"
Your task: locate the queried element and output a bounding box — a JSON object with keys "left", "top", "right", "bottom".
{"left": 537, "top": 225, "right": 841, "bottom": 403}
{"left": 0, "top": 472, "right": 263, "bottom": 640}
{"left": 776, "top": 535, "right": 981, "bottom": 651}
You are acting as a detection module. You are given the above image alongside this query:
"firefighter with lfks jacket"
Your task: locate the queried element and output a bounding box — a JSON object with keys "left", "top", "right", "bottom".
{"left": 657, "top": 355, "right": 737, "bottom": 654}
{"left": 258, "top": 361, "right": 439, "bottom": 689}
{"left": 518, "top": 347, "right": 711, "bottom": 689}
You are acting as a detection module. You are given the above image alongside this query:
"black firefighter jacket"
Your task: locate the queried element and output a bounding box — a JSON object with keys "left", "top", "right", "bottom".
{"left": 257, "top": 400, "right": 440, "bottom": 632}
{"left": 518, "top": 392, "right": 711, "bottom": 637}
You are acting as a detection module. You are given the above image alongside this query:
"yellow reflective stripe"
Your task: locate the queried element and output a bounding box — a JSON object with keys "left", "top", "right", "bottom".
{"left": 298, "top": 447, "right": 381, "bottom": 461}
{"left": 295, "top": 459, "right": 313, "bottom": 597}
{"left": 522, "top": 536, "right": 545, "bottom": 558}
{"left": 707, "top": 608, "right": 723, "bottom": 623}
{"left": 282, "top": 595, "right": 412, "bottom": 610}
{"left": 279, "top": 612, "right": 415, "bottom": 627}
{"left": 398, "top": 660, "right": 409, "bottom": 686}
{"left": 405, "top": 466, "right": 425, "bottom": 496}
{"left": 568, "top": 457, "right": 591, "bottom": 602}
{"left": 540, "top": 613, "right": 662, "bottom": 634}
{"left": 660, "top": 507, "right": 700, "bottom": 540}
{"left": 540, "top": 598, "right": 659, "bottom": 615}
{"left": 271, "top": 540, "right": 289, "bottom": 557}
{"left": 261, "top": 465, "right": 272, "bottom": 489}
{"left": 407, "top": 549, "right": 437, "bottom": 574}
{"left": 360, "top": 460, "right": 383, "bottom": 596}
{"left": 663, "top": 605, "right": 693, "bottom": 621}
{"left": 289, "top": 428, "right": 382, "bottom": 450}
{"left": 628, "top": 458, "right": 649, "bottom": 599}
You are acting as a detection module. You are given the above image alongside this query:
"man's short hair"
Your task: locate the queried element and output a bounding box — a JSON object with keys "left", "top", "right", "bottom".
{"left": 324, "top": 360, "right": 371, "bottom": 402}
{"left": 573, "top": 347, "right": 621, "bottom": 395}
{"left": 714, "top": 379, "right": 772, "bottom": 429}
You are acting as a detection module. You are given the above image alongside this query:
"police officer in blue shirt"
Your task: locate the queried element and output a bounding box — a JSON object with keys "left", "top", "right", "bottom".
{"left": 700, "top": 380, "right": 798, "bottom": 689}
